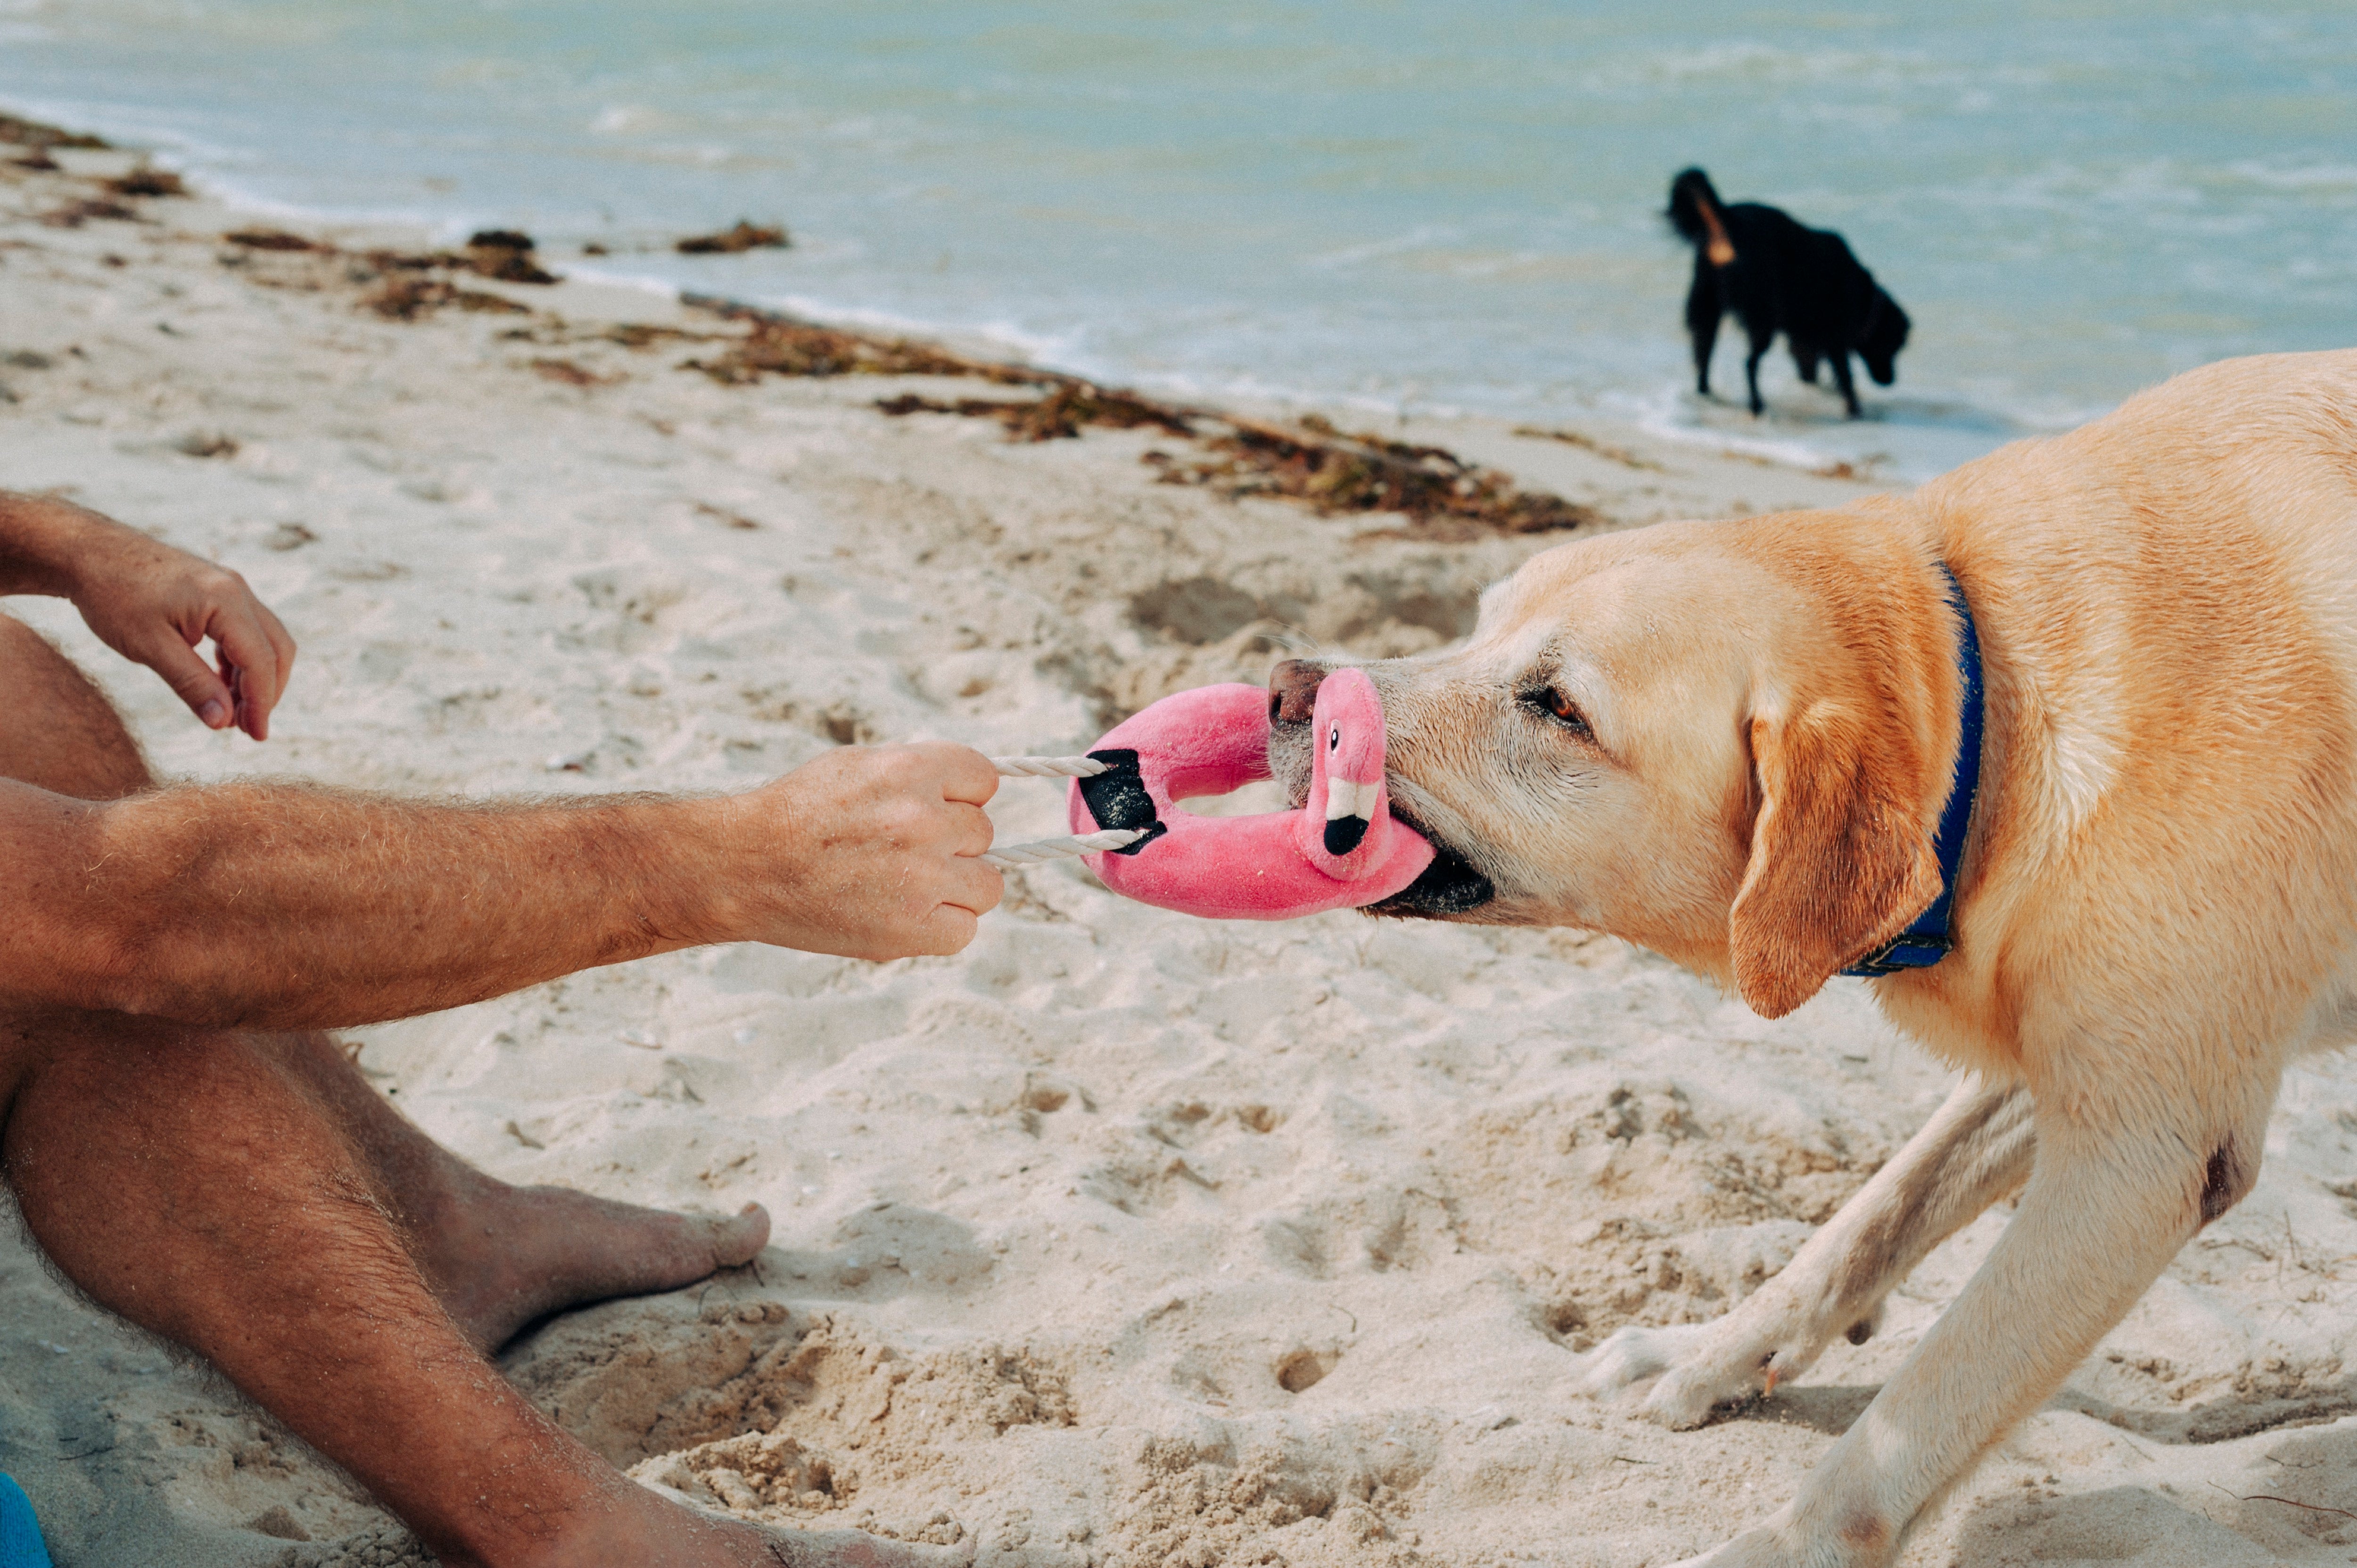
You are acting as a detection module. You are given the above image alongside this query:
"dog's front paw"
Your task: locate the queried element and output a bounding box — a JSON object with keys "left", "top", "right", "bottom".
{"left": 1668, "top": 1509, "right": 1896, "bottom": 1568}
{"left": 1573, "top": 1302, "right": 1842, "bottom": 1429}
{"left": 1638, "top": 1355, "right": 1762, "bottom": 1429}
{"left": 1668, "top": 1525, "right": 1797, "bottom": 1568}
{"left": 1569, "top": 1322, "right": 1714, "bottom": 1400}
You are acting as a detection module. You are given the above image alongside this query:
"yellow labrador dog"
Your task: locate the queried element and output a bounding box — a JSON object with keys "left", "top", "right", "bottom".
{"left": 1266, "top": 349, "right": 2357, "bottom": 1567}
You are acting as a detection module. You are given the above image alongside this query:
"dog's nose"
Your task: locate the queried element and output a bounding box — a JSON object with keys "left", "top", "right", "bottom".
{"left": 1268, "top": 658, "right": 1328, "bottom": 726}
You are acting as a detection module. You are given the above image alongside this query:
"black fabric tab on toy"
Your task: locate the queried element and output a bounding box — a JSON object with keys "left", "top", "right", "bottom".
{"left": 1078, "top": 749, "right": 1166, "bottom": 855}
{"left": 1322, "top": 815, "right": 1368, "bottom": 856}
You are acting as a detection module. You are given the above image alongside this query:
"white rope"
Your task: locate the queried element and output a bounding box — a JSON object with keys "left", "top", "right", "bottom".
{"left": 991, "top": 755, "right": 1107, "bottom": 778}
{"left": 983, "top": 754, "right": 1129, "bottom": 867}
{"left": 982, "top": 827, "right": 1145, "bottom": 869}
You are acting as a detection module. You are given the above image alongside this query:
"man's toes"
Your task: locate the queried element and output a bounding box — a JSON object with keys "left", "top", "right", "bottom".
{"left": 757, "top": 1524, "right": 972, "bottom": 1568}
{"left": 703, "top": 1202, "right": 770, "bottom": 1271}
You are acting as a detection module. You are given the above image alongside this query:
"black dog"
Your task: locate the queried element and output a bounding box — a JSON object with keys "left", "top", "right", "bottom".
{"left": 1666, "top": 167, "right": 1909, "bottom": 419}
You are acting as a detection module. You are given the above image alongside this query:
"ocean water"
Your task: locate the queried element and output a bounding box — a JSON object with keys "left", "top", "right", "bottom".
{"left": 3, "top": 0, "right": 2353, "bottom": 477}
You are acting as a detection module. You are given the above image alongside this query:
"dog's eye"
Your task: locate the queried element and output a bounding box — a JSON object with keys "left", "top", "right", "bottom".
{"left": 1525, "top": 687, "right": 1593, "bottom": 740}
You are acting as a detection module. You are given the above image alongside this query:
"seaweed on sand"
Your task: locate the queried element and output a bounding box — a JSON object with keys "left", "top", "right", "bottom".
{"left": 678, "top": 297, "right": 1033, "bottom": 385}
{"left": 1151, "top": 418, "right": 1597, "bottom": 538}
{"left": 875, "top": 381, "right": 1593, "bottom": 538}
{"left": 676, "top": 221, "right": 790, "bottom": 254}
{"left": 361, "top": 277, "right": 531, "bottom": 320}
{"left": 0, "top": 114, "right": 107, "bottom": 151}
{"left": 37, "top": 197, "right": 139, "bottom": 228}
{"left": 358, "top": 232, "right": 560, "bottom": 287}
{"left": 1512, "top": 424, "right": 1665, "bottom": 472}
{"left": 461, "top": 230, "right": 559, "bottom": 284}
{"left": 671, "top": 296, "right": 1591, "bottom": 538}
{"left": 103, "top": 166, "right": 187, "bottom": 199}
{"left": 211, "top": 226, "right": 558, "bottom": 317}
{"left": 876, "top": 385, "right": 1193, "bottom": 442}
{"left": 224, "top": 230, "right": 321, "bottom": 252}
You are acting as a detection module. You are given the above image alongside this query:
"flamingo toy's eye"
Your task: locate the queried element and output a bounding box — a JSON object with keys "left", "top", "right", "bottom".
{"left": 1328, "top": 724, "right": 1341, "bottom": 752}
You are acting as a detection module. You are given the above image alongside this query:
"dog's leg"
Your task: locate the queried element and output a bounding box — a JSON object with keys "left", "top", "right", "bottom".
{"left": 1744, "top": 328, "right": 1772, "bottom": 415}
{"left": 1792, "top": 345, "right": 1821, "bottom": 385}
{"left": 1574, "top": 1075, "right": 2031, "bottom": 1428}
{"left": 1830, "top": 351, "right": 1862, "bottom": 418}
{"left": 1671, "top": 1075, "right": 2276, "bottom": 1568}
{"left": 1686, "top": 267, "right": 1722, "bottom": 397}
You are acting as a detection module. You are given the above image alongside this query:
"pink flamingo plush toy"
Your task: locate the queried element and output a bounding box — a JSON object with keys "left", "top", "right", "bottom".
{"left": 1066, "top": 667, "right": 1434, "bottom": 920}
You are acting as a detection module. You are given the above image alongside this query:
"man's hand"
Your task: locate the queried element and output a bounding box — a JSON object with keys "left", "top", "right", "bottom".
{"left": 729, "top": 743, "right": 1004, "bottom": 960}
{"left": 0, "top": 492, "right": 295, "bottom": 739}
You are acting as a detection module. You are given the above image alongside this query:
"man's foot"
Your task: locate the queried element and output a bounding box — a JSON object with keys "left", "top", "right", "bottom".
{"left": 410, "top": 1174, "right": 771, "bottom": 1351}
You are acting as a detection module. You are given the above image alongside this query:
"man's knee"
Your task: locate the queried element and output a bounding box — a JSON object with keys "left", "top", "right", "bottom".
{"left": 0, "top": 613, "right": 154, "bottom": 799}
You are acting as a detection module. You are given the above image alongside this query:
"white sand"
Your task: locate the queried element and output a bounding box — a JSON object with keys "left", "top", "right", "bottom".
{"left": 1, "top": 151, "right": 2352, "bottom": 1568}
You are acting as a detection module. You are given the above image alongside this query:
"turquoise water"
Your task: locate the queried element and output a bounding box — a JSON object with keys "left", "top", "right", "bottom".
{"left": 4, "top": 0, "right": 2352, "bottom": 476}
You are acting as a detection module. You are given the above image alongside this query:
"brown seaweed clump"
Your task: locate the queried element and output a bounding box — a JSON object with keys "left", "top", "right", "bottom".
{"left": 353, "top": 230, "right": 560, "bottom": 289}
{"left": 681, "top": 300, "right": 1027, "bottom": 385}
{"left": 462, "top": 230, "right": 559, "bottom": 284}
{"left": 211, "top": 225, "right": 560, "bottom": 319}
{"left": 361, "top": 277, "right": 531, "bottom": 320}
{"left": 677, "top": 221, "right": 790, "bottom": 254}
{"left": 37, "top": 197, "right": 139, "bottom": 229}
{"left": 104, "top": 165, "right": 187, "bottom": 199}
{"left": 1512, "top": 424, "right": 1665, "bottom": 472}
{"left": 874, "top": 378, "right": 1594, "bottom": 538}
{"left": 528, "top": 357, "right": 618, "bottom": 388}
{"left": 673, "top": 287, "right": 1591, "bottom": 539}
{"left": 224, "top": 230, "right": 321, "bottom": 252}
{"left": 1155, "top": 419, "right": 1598, "bottom": 538}
{"left": 876, "top": 384, "right": 1193, "bottom": 442}
{"left": 0, "top": 114, "right": 107, "bottom": 151}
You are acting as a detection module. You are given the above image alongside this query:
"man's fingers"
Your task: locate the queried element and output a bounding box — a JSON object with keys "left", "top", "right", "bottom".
{"left": 917, "top": 743, "right": 1000, "bottom": 807}
{"left": 948, "top": 802, "right": 996, "bottom": 859}
{"left": 209, "top": 603, "right": 286, "bottom": 739}
{"left": 144, "top": 629, "right": 238, "bottom": 729}
{"left": 915, "top": 904, "right": 982, "bottom": 957}
{"left": 943, "top": 856, "right": 1004, "bottom": 919}
{"left": 258, "top": 597, "right": 298, "bottom": 687}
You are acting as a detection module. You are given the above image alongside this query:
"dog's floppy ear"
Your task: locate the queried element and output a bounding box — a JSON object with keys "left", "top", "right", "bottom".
{"left": 1728, "top": 692, "right": 1942, "bottom": 1018}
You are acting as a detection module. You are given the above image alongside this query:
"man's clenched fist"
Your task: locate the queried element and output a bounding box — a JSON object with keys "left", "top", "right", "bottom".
{"left": 726, "top": 743, "right": 1003, "bottom": 960}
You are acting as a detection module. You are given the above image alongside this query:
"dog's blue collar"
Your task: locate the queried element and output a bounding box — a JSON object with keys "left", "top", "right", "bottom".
{"left": 1842, "top": 564, "right": 1983, "bottom": 977}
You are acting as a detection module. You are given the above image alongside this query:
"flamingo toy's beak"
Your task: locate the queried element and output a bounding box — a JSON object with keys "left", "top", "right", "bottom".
{"left": 1302, "top": 668, "right": 1393, "bottom": 876}
{"left": 1322, "top": 731, "right": 1378, "bottom": 855}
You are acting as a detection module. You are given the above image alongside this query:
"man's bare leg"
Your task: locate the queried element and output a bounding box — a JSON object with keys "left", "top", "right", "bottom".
{"left": 1, "top": 1010, "right": 932, "bottom": 1568}
{"left": 0, "top": 613, "right": 154, "bottom": 800}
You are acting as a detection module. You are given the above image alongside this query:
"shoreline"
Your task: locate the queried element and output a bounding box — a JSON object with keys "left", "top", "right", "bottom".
{"left": 4, "top": 115, "right": 2354, "bottom": 1568}
{"left": 0, "top": 88, "right": 2042, "bottom": 484}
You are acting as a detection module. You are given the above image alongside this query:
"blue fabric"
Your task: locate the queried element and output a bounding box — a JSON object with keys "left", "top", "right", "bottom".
{"left": 0, "top": 1476, "right": 53, "bottom": 1568}
{"left": 1843, "top": 564, "right": 1985, "bottom": 978}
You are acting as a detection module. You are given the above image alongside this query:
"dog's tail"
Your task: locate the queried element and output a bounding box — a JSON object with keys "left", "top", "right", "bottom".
{"left": 1667, "top": 167, "right": 1737, "bottom": 266}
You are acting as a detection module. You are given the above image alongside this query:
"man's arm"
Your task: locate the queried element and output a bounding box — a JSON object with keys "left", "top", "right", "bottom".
{"left": 0, "top": 744, "right": 1002, "bottom": 1031}
{"left": 0, "top": 490, "right": 295, "bottom": 739}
